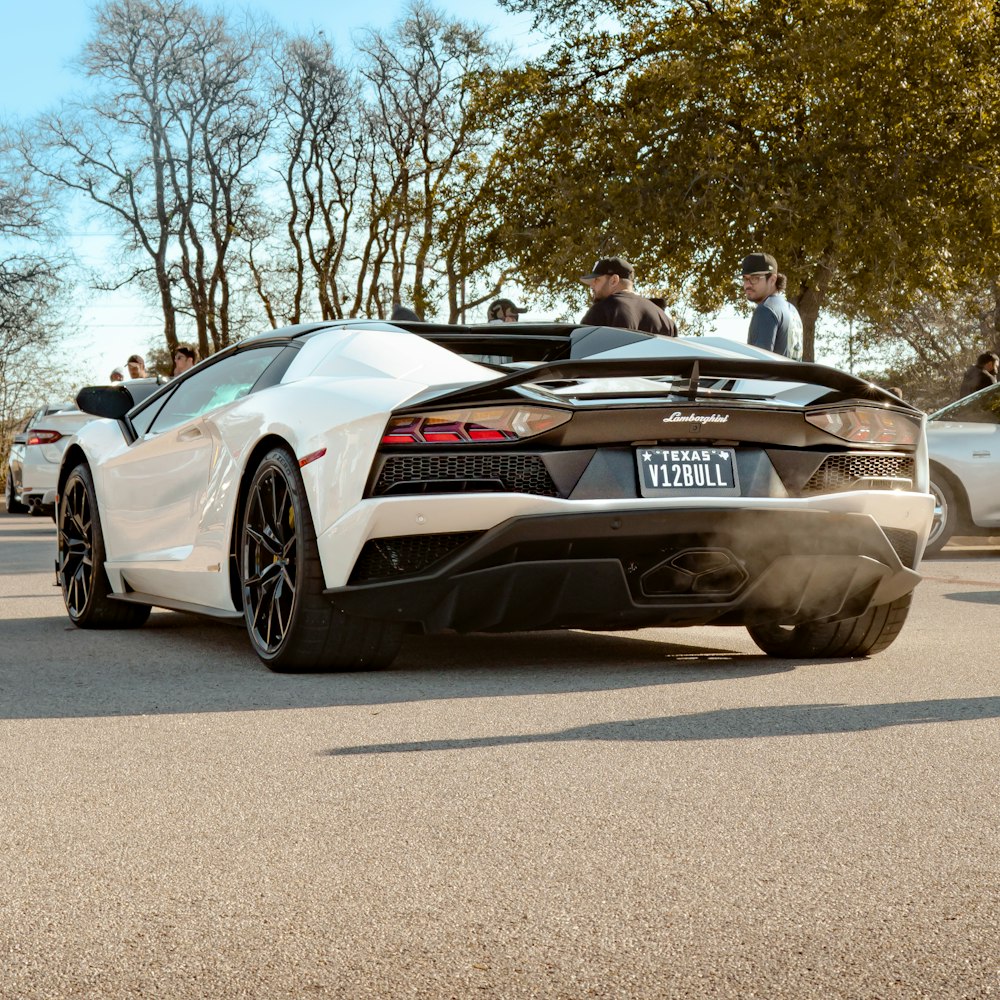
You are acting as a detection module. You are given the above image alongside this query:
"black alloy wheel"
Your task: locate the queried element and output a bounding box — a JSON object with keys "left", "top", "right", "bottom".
{"left": 240, "top": 447, "right": 401, "bottom": 672}
{"left": 58, "top": 464, "right": 150, "bottom": 628}
{"left": 242, "top": 454, "right": 300, "bottom": 659}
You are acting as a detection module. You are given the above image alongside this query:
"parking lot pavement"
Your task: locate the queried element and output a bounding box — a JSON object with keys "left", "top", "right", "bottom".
{"left": 2, "top": 510, "right": 1000, "bottom": 999}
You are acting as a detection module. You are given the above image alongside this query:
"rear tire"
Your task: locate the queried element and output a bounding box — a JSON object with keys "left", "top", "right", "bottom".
{"left": 924, "top": 476, "right": 957, "bottom": 556}
{"left": 5, "top": 475, "right": 27, "bottom": 514}
{"left": 240, "top": 447, "right": 402, "bottom": 672}
{"left": 747, "top": 593, "right": 912, "bottom": 658}
{"left": 58, "top": 463, "right": 151, "bottom": 628}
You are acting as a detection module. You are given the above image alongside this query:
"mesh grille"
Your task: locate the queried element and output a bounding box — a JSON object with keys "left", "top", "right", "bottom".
{"left": 374, "top": 454, "right": 560, "bottom": 497}
{"left": 883, "top": 528, "right": 918, "bottom": 568}
{"left": 801, "top": 454, "right": 915, "bottom": 494}
{"left": 349, "top": 532, "right": 483, "bottom": 583}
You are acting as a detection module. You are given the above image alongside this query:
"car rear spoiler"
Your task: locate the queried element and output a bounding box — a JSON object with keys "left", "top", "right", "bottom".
{"left": 397, "top": 356, "right": 918, "bottom": 411}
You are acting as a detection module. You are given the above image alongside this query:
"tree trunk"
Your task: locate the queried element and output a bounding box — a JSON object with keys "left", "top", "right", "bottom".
{"left": 792, "top": 284, "right": 823, "bottom": 363}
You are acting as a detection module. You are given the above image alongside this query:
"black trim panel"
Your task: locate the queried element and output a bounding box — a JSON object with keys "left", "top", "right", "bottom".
{"left": 327, "top": 508, "right": 922, "bottom": 634}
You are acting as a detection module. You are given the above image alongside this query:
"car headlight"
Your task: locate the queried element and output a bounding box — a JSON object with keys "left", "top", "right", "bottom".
{"left": 805, "top": 407, "right": 920, "bottom": 446}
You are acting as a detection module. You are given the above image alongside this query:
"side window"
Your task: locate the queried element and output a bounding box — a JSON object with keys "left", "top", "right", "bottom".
{"left": 935, "top": 386, "right": 1000, "bottom": 425}
{"left": 130, "top": 391, "right": 173, "bottom": 438}
{"left": 145, "top": 346, "right": 285, "bottom": 435}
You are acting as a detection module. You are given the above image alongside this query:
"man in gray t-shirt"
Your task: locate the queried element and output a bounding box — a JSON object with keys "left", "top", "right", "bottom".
{"left": 741, "top": 252, "right": 803, "bottom": 360}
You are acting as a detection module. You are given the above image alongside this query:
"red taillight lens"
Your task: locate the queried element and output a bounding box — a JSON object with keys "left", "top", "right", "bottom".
{"left": 26, "top": 430, "right": 63, "bottom": 446}
{"left": 381, "top": 406, "right": 570, "bottom": 446}
{"left": 805, "top": 407, "right": 919, "bottom": 446}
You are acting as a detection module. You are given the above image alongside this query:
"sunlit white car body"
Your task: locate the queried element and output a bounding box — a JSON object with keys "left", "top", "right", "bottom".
{"left": 58, "top": 320, "right": 934, "bottom": 668}
{"left": 89, "top": 331, "right": 485, "bottom": 609}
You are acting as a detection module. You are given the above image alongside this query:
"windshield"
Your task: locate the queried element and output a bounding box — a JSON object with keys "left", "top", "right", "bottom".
{"left": 931, "top": 384, "right": 1000, "bottom": 424}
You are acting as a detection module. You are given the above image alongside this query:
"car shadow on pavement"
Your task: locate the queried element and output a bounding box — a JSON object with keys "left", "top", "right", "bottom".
{"left": 942, "top": 590, "right": 1000, "bottom": 605}
{"left": 326, "top": 696, "right": 1000, "bottom": 755}
{"left": 0, "top": 610, "right": 788, "bottom": 721}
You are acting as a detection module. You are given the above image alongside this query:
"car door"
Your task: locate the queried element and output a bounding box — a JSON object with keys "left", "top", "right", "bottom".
{"left": 100, "top": 345, "right": 285, "bottom": 604}
{"left": 928, "top": 384, "right": 1000, "bottom": 527}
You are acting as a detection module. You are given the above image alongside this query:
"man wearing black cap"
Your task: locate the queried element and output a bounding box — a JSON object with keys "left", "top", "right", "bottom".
{"left": 580, "top": 257, "right": 677, "bottom": 336}
{"left": 741, "top": 252, "right": 803, "bottom": 359}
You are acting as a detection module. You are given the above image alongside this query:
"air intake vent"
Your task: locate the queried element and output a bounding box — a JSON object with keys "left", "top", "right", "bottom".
{"left": 373, "top": 454, "right": 559, "bottom": 497}
{"left": 801, "top": 454, "right": 915, "bottom": 495}
{"left": 884, "top": 528, "right": 918, "bottom": 568}
{"left": 349, "top": 532, "right": 483, "bottom": 583}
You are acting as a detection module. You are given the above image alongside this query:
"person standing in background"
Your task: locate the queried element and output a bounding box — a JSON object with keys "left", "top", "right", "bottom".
{"left": 172, "top": 343, "right": 200, "bottom": 377}
{"left": 579, "top": 257, "right": 677, "bottom": 336}
{"left": 957, "top": 352, "right": 999, "bottom": 399}
{"left": 487, "top": 298, "right": 527, "bottom": 323}
{"left": 741, "top": 253, "right": 803, "bottom": 359}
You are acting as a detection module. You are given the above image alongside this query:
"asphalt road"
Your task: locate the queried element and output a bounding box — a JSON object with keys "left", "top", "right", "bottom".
{"left": 1, "top": 509, "right": 999, "bottom": 1000}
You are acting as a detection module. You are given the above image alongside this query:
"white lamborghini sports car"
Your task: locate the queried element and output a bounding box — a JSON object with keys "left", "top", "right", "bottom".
{"left": 56, "top": 320, "right": 934, "bottom": 671}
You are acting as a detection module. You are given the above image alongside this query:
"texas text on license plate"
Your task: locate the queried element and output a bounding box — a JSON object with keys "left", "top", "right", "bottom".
{"left": 636, "top": 447, "right": 740, "bottom": 497}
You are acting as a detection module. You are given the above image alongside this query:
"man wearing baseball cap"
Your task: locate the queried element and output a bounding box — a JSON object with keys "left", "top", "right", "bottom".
{"left": 580, "top": 256, "right": 677, "bottom": 336}
{"left": 741, "top": 252, "right": 803, "bottom": 359}
{"left": 486, "top": 298, "right": 528, "bottom": 323}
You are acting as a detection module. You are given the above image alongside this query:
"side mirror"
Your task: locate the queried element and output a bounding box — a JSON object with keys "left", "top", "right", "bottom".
{"left": 76, "top": 385, "right": 135, "bottom": 419}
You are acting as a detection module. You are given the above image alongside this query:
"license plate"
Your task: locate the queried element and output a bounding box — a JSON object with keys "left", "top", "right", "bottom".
{"left": 636, "top": 447, "right": 739, "bottom": 497}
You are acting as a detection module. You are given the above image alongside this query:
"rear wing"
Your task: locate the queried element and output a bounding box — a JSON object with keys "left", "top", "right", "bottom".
{"left": 399, "top": 356, "right": 916, "bottom": 412}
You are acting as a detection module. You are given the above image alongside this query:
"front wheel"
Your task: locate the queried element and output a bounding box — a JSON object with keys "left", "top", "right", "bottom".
{"left": 240, "top": 447, "right": 402, "bottom": 672}
{"left": 747, "top": 593, "right": 912, "bottom": 658}
{"left": 58, "top": 463, "right": 151, "bottom": 628}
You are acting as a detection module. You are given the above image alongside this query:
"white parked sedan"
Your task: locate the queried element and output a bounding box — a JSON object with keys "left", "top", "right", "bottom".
{"left": 56, "top": 320, "right": 933, "bottom": 669}
{"left": 6, "top": 401, "right": 82, "bottom": 516}
{"left": 925, "top": 383, "right": 1000, "bottom": 553}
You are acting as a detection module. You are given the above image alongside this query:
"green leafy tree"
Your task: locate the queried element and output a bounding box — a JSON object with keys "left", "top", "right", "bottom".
{"left": 491, "top": 0, "right": 1000, "bottom": 359}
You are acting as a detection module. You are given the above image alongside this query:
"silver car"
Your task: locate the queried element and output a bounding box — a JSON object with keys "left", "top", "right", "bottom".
{"left": 925, "top": 384, "right": 1000, "bottom": 553}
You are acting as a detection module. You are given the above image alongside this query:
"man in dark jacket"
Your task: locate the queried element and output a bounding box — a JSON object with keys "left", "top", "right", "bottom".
{"left": 958, "top": 352, "right": 999, "bottom": 399}
{"left": 580, "top": 257, "right": 677, "bottom": 336}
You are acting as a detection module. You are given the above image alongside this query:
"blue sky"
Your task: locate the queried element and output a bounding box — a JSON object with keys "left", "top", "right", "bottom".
{"left": 1, "top": 0, "right": 541, "bottom": 118}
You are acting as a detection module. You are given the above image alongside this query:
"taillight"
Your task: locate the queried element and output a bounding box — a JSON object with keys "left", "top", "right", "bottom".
{"left": 382, "top": 406, "right": 570, "bottom": 445}
{"left": 26, "top": 430, "right": 63, "bottom": 446}
{"left": 805, "top": 407, "right": 919, "bottom": 446}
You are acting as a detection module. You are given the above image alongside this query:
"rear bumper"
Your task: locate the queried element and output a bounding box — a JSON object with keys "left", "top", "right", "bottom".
{"left": 21, "top": 489, "right": 55, "bottom": 510}
{"left": 325, "top": 507, "right": 923, "bottom": 633}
